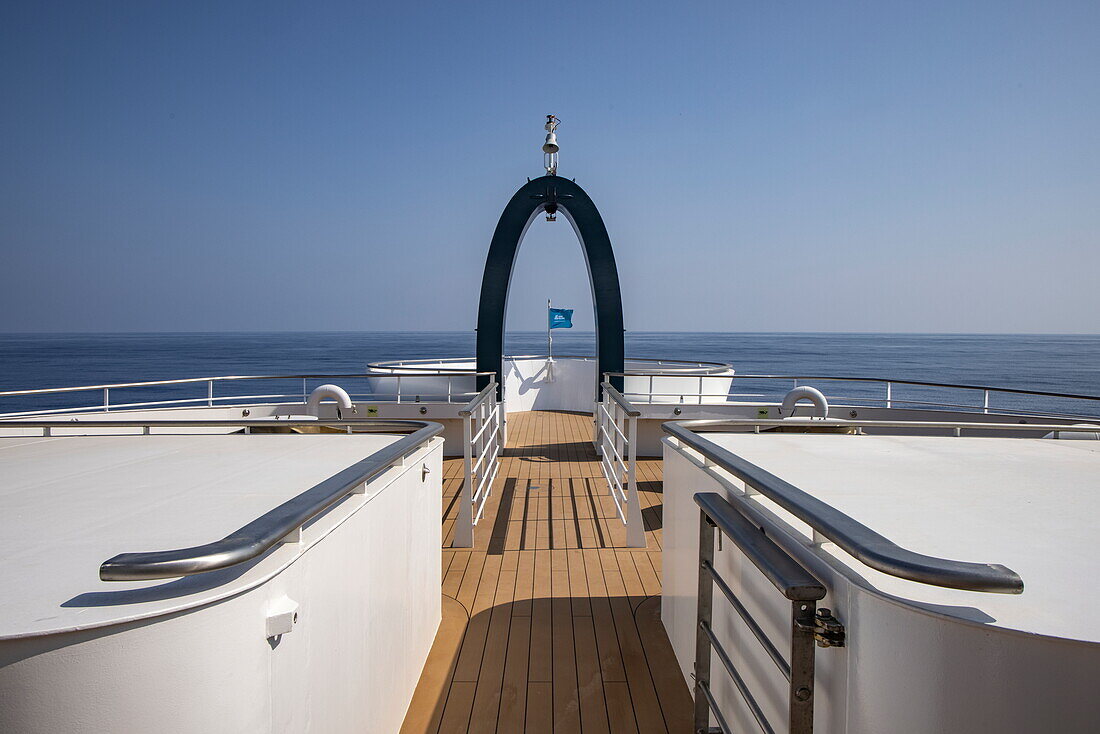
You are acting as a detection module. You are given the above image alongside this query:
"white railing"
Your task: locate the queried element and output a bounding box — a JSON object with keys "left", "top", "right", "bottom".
{"left": 367, "top": 355, "right": 732, "bottom": 374}
{"left": 606, "top": 371, "right": 1100, "bottom": 420}
{"left": 0, "top": 372, "right": 495, "bottom": 419}
{"left": 452, "top": 382, "right": 505, "bottom": 548}
{"left": 595, "top": 382, "right": 645, "bottom": 548}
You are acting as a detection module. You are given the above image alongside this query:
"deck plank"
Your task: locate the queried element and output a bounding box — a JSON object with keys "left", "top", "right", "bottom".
{"left": 402, "top": 411, "right": 690, "bottom": 734}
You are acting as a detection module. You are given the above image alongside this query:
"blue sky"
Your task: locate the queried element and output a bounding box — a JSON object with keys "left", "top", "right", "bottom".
{"left": 1, "top": 1, "right": 1097, "bottom": 333}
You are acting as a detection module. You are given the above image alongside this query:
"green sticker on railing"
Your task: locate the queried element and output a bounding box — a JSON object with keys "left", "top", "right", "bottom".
{"left": 366, "top": 406, "right": 379, "bottom": 417}
{"left": 757, "top": 407, "right": 769, "bottom": 418}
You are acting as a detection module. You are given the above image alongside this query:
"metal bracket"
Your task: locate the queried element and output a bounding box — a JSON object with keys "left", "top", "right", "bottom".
{"left": 812, "top": 607, "right": 846, "bottom": 647}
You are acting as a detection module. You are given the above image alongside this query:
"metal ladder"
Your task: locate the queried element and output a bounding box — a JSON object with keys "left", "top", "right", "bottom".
{"left": 693, "top": 492, "right": 845, "bottom": 734}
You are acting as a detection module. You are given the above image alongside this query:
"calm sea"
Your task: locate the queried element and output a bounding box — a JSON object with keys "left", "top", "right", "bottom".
{"left": 1, "top": 332, "right": 1098, "bottom": 417}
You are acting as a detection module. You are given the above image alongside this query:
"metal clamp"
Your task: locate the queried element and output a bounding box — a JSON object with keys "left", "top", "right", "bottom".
{"left": 795, "top": 607, "right": 846, "bottom": 648}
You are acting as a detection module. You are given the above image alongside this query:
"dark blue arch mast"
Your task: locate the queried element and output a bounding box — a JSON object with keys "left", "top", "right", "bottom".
{"left": 476, "top": 175, "right": 625, "bottom": 400}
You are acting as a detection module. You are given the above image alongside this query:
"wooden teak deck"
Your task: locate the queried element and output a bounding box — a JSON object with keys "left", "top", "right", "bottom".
{"left": 401, "top": 411, "right": 692, "bottom": 734}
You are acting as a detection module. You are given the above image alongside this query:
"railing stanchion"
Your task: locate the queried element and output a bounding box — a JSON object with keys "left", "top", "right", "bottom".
{"left": 455, "top": 408, "right": 474, "bottom": 548}
{"left": 103, "top": 388, "right": 110, "bottom": 413}
{"left": 625, "top": 413, "right": 644, "bottom": 547}
{"left": 790, "top": 600, "right": 818, "bottom": 732}
{"left": 886, "top": 381, "right": 892, "bottom": 409}
{"left": 983, "top": 389, "right": 990, "bottom": 414}
{"left": 207, "top": 380, "right": 214, "bottom": 407}
{"left": 593, "top": 398, "right": 601, "bottom": 451}
{"left": 613, "top": 405, "right": 624, "bottom": 499}
{"left": 693, "top": 512, "right": 717, "bottom": 734}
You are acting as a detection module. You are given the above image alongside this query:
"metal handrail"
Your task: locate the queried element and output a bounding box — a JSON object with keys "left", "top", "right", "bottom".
{"left": 663, "top": 420, "right": 1024, "bottom": 593}
{"left": 668, "top": 418, "right": 1100, "bottom": 434}
{"left": 91, "top": 419, "right": 443, "bottom": 581}
{"left": 458, "top": 382, "right": 498, "bottom": 416}
{"left": 600, "top": 382, "right": 642, "bottom": 417}
{"left": 0, "top": 372, "right": 491, "bottom": 398}
{"left": 734, "top": 374, "right": 1100, "bottom": 401}
{"left": 698, "top": 493, "right": 826, "bottom": 601}
{"left": 614, "top": 372, "right": 1100, "bottom": 403}
{"left": 369, "top": 355, "right": 733, "bottom": 375}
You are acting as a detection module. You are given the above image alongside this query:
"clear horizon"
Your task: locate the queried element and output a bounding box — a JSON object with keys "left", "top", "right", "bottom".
{"left": 4, "top": 329, "right": 1100, "bottom": 337}
{"left": 2, "top": 2, "right": 1097, "bottom": 334}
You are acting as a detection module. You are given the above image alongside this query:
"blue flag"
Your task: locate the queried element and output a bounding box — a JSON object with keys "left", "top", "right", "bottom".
{"left": 548, "top": 307, "right": 573, "bottom": 329}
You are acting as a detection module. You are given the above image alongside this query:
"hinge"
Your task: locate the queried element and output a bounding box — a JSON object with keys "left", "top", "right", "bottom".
{"left": 813, "top": 607, "right": 846, "bottom": 648}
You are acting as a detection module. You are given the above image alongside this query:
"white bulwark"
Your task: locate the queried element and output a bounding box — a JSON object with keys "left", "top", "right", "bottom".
{"left": 662, "top": 432, "right": 1100, "bottom": 733}
{"left": 0, "top": 433, "right": 444, "bottom": 734}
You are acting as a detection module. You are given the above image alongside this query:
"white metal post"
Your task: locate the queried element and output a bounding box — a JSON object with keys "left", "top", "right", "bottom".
{"left": 593, "top": 399, "right": 601, "bottom": 451}
{"left": 207, "top": 380, "right": 214, "bottom": 407}
{"left": 613, "top": 405, "right": 624, "bottom": 499}
{"left": 454, "top": 412, "right": 474, "bottom": 548}
{"left": 625, "top": 414, "right": 645, "bottom": 547}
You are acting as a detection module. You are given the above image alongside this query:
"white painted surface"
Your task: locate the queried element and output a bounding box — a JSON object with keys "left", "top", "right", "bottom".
{"left": 0, "top": 434, "right": 443, "bottom": 733}
{"left": 368, "top": 356, "right": 734, "bottom": 414}
{"left": 0, "top": 402, "right": 472, "bottom": 456}
{"left": 662, "top": 434, "right": 1100, "bottom": 733}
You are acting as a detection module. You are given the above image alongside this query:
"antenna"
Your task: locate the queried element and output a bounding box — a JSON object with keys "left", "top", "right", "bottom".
{"left": 542, "top": 115, "right": 560, "bottom": 176}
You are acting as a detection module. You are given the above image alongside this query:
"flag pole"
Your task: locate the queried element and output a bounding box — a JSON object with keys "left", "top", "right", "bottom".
{"left": 547, "top": 298, "right": 552, "bottom": 362}
{"left": 547, "top": 298, "right": 554, "bottom": 382}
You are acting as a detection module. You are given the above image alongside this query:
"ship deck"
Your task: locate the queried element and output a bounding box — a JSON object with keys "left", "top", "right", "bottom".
{"left": 401, "top": 410, "right": 692, "bottom": 733}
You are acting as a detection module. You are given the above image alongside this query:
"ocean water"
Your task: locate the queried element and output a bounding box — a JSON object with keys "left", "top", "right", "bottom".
{"left": 1, "top": 332, "right": 1098, "bottom": 417}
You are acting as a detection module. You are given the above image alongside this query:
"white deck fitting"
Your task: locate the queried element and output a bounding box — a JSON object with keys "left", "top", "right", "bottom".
{"left": 0, "top": 433, "right": 402, "bottom": 639}
{"left": 702, "top": 434, "right": 1100, "bottom": 641}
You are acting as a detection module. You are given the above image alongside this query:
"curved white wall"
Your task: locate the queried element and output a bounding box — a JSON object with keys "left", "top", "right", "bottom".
{"left": 660, "top": 438, "right": 1100, "bottom": 732}
{"left": 0, "top": 440, "right": 444, "bottom": 734}
{"left": 367, "top": 357, "right": 735, "bottom": 415}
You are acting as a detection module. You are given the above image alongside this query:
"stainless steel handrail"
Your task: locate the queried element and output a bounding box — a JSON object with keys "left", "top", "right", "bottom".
{"left": 599, "top": 382, "right": 642, "bottom": 417}
{"left": 697, "top": 492, "right": 826, "bottom": 601}
{"left": 90, "top": 419, "right": 443, "bottom": 581}
{"left": 0, "top": 372, "right": 491, "bottom": 397}
{"left": 0, "top": 419, "right": 442, "bottom": 430}
{"left": 634, "top": 373, "right": 1100, "bottom": 403}
{"left": 666, "top": 418, "right": 1100, "bottom": 434}
{"left": 663, "top": 420, "right": 1025, "bottom": 593}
